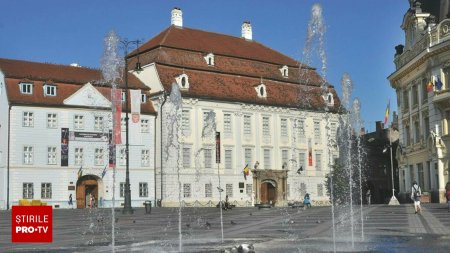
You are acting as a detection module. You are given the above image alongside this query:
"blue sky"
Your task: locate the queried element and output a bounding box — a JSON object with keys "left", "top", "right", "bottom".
{"left": 0, "top": 0, "right": 409, "bottom": 132}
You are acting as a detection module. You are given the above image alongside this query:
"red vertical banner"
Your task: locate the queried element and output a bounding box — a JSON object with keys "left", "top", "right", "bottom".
{"left": 308, "top": 138, "right": 313, "bottom": 166}
{"left": 108, "top": 130, "right": 115, "bottom": 168}
{"left": 215, "top": 132, "right": 220, "bottom": 164}
{"left": 112, "top": 89, "right": 122, "bottom": 144}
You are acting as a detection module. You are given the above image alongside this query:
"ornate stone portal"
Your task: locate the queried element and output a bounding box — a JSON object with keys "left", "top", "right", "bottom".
{"left": 252, "top": 169, "right": 288, "bottom": 207}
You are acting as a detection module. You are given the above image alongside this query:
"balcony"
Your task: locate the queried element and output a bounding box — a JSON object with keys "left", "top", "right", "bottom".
{"left": 432, "top": 89, "right": 450, "bottom": 109}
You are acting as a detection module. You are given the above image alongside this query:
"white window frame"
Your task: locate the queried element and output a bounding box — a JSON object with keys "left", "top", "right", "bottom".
{"left": 94, "top": 116, "right": 104, "bottom": 131}
{"left": 23, "top": 183, "right": 34, "bottom": 199}
{"left": 280, "top": 118, "right": 288, "bottom": 137}
{"left": 94, "top": 148, "right": 104, "bottom": 166}
{"left": 281, "top": 149, "right": 289, "bottom": 169}
{"left": 41, "top": 183, "right": 52, "bottom": 199}
{"left": 74, "top": 147, "right": 84, "bottom": 166}
{"left": 225, "top": 149, "right": 233, "bottom": 169}
{"left": 121, "top": 117, "right": 126, "bottom": 131}
{"left": 224, "top": 113, "right": 232, "bottom": 137}
{"left": 120, "top": 182, "right": 125, "bottom": 198}
{"left": 204, "top": 148, "right": 212, "bottom": 169}
{"left": 262, "top": 116, "right": 270, "bottom": 137}
{"left": 141, "top": 149, "right": 150, "bottom": 167}
{"left": 183, "top": 146, "right": 191, "bottom": 169}
{"left": 182, "top": 110, "right": 191, "bottom": 135}
{"left": 141, "top": 119, "right": 149, "bottom": 133}
{"left": 226, "top": 183, "right": 233, "bottom": 197}
{"left": 297, "top": 119, "right": 305, "bottom": 143}
{"left": 244, "top": 115, "right": 252, "bottom": 135}
{"left": 246, "top": 184, "right": 253, "bottom": 196}
{"left": 44, "top": 84, "right": 56, "bottom": 96}
{"left": 119, "top": 148, "right": 126, "bottom": 166}
{"left": 47, "top": 113, "right": 57, "bottom": 128}
{"left": 315, "top": 153, "right": 322, "bottom": 171}
{"left": 74, "top": 115, "right": 84, "bottom": 130}
{"left": 298, "top": 152, "right": 306, "bottom": 168}
{"left": 205, "top": 183, "right": 212, "bottom": 198}
{"left": 244, "top": 148, "right": 253, "bottom": 168}
{"left": 314, "top": 121, "right": 321, "bottom": 143}
{"left": 23, "top": 146, "right": 33, "bottom": 164}
{"left": 139, "top": 182, "right": 148, "bottom": 197}
{"left": 47, "top": 146, "right": 57, "bottom": 165}
{"left": 264, "top": 149, "right": 271, "bottom": 169}
{"left": 20, "top": 82, "right": 33, "bottom": 94}
{"left": 183, "top": 183, "right": 191, "bottom": 198}
{"left": 23, "top": 112, "right": 34, "bottom": 127}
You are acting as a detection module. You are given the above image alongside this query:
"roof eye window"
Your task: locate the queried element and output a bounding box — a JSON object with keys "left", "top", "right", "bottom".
{"left": 280, "top": 65, "right": 289, "bottom": 78}
{"left": 255, "top": 83, "right": 267, "bottom": 98}
{"left": 260, "top": 86, "right": 265, "bottom": 96}
{"left": 204, "top": 53, "right": 215, "bottom": 66}
{"left": 176, "top": 73, "right": 189, "bottom": 89}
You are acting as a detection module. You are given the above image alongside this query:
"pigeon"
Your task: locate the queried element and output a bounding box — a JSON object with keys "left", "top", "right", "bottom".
{"left": 133, "top": 220, "right": 136, "bottom": 223}
{"left": 249, "top": 212, "right": 252, "bottom": 216}
{"left": 217, "top": 187, "right": 224, "bottom": 192}
{"left": 205, "top": 221, "right": 211, "bottom": 229}
{"left": 230, "top": 220, "right": 236, "bottom": 225}
{"left": 316, "top": 220, "right": 321, "bottom": 224}
{"left": 237, "top": 243, "right": 255, "bottom": 253}
{"left": 186, "top": 223, "right": 191, "bottom": 228}
{"left": 115, "top": 218, "right": 119, "bottom": 223}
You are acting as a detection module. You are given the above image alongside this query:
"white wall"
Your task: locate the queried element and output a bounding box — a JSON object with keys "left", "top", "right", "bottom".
{"left": 0, "top": 72, "right": 8, "bottom": 209}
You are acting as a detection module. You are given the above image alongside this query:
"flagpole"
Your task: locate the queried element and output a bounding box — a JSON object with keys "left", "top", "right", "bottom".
{"left": 388, "top": 113, "right": 399, "bottom": 205}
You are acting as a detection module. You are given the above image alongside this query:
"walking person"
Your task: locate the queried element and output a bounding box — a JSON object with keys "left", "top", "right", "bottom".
{"left": 303, "top": 193, "right": 311, "bottom": 208}
{"left": 411, "top": 181, "right": 422, "bottom": 214}
{"left": 68, "top": 194, "right": 73, "bottom": 209}
{"left": 445, "top": 182, "right": 450, "bottom": 212}
{"left": 366, "top": 189, "right": 371, "bottom": 205}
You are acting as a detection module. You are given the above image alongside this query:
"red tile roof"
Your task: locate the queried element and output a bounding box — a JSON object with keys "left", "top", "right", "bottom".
{"left": 0, "top": 58, "right": 155, "bottom": 114}
{"left": 131, "top": 26, "right": 307, "bottom": 67}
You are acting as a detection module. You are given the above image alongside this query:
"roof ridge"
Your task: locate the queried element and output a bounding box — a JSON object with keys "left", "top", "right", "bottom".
{"left": 0, "top": 57, "right": 100, "bottom": 71}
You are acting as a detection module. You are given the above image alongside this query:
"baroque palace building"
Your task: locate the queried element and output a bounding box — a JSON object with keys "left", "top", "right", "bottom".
{"left": 0, "top": 58, "right": 156, "bottom": 209}
{"left": 130, "top": 8, "right": 342, "bottom": 207}
{"left": 388, "top": 0, "right": 450, "bottom": 203}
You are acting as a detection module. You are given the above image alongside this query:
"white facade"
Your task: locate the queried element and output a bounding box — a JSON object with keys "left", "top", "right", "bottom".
{"left": 0, "top": 72, "right": 8, "bottom": 209}
{"left": 0, "top": 77, "right": 155, "bottom": 209}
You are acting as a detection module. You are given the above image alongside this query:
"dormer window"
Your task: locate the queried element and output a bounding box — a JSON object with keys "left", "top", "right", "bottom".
{"left": 324, "top": 92, "right": 334, "bottom": 106}
{"left": 141, "top": 93, "right": 147, "bottom": 103}
{"left": 19, "top": 82, "right": 33, "bottom": 94}
{"left": 176, "top": 73, "right": 189, "bottom": 89}
{"left": 280, "top": 65, "right": 289, "bottom": 78}
{"left": 204, "top": 53, "right": 215, "bottom": 66}
{"left": 255, "top": 83, "right": 267, "bottom": 98}
{"left": 44, "top": 84, "right": 56, "bottom": 96}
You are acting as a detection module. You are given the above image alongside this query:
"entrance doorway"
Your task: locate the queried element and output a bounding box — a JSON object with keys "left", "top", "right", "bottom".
{"left": 76, "top": 175, "right": 99, "bottom": 208}
{"left": 260, "top": 181, "right": 277, "bottom": 205}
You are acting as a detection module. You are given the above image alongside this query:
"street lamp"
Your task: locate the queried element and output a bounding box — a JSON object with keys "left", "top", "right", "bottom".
{"left": 384, "top": 125, "right": 399, "bottom": 205}
{"left": 120, "top": 38, "right": 143, "bottom": 214}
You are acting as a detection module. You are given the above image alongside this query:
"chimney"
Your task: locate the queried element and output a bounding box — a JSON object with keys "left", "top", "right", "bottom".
{"left": 241, "top": 21, "right": 252, "bottom": 40}
{"left": 171, "top": 7, "right": 183, "bottom": 27}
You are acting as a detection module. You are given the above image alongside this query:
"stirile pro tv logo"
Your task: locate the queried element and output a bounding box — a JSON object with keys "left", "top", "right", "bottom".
{"left": 12, "top": 206, "right": 53, "bottom": 243}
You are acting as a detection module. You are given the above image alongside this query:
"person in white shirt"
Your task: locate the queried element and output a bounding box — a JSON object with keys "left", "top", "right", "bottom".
{"left": 411, "top": 181, "right": 422, "bottom": 214}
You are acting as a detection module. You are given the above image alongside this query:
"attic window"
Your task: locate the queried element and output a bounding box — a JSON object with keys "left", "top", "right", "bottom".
{"left": 255, "top": 83, "right": 267, "bottom": 98}
{"left": 141, "top": 93, "right": 147, "bottom": 103}
{"left": 204, "top": 53, "right": 215, "bottom": 66}
{"left": 325, "top": 92, "right": 334, "bottom": 106}
{"left": 280, "top": 65, "right": 289, "bottom": 78}
{"left": 176, "top": 73, "right": 189, "bottom": 89}
{"left": 44, "top": 84, "right": 56, "bottom": 96}
{"left": 20, "top": 82, "right": 33, "bottom": 94}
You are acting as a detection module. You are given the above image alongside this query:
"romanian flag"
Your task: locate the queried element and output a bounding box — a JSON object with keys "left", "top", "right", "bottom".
{"left": 243, "top": 164, "right": 250, "bottom": 180}
{"left": 101, "top": 165, "right": 107, "bottom": 179}
{"left": 427, "top": 80, "right": 433, "bottom": 92}
{"left": 384, "top": 99, "right": 390, "bottom": 126}
{"left": 77, "top": 166, "right": 83, "bottom": 179}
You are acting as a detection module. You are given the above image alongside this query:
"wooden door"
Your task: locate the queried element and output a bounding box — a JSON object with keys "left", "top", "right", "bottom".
{"left": 260, "top": 183, "right": 268, "bottom": 204}
{"left": 76, "top": 176, "right": 98, "bottom": 209}
{"left": 268, "top": 184, "right": 276, "bottom": 204}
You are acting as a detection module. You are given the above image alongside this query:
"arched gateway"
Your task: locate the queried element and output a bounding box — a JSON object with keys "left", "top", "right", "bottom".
{"left": 252, "top": 169, "right": 288, "bottom": 206}
{"left": 76, "top": 175, "right": 102, "bottom": 208}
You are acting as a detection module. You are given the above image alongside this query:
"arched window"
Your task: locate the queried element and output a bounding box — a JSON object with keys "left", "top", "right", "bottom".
{"left": 260, "top": 86, "right": 264, "bottom": 96}
{"left": 181, "top": 77, "right": 186, "bottom": 87}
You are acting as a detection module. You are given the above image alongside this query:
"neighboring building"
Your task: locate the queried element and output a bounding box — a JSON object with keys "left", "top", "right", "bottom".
{"left": 388, "top": 0, "right": 450, "bottom": 202}
{"left": 130, "top": 8, "right": 342, "bottom": 207}
{"left": 363, "top": 121, "right": 399, "bottom": 204}
{"left": 0, "top": 58, "right": 156, "bottom": 209}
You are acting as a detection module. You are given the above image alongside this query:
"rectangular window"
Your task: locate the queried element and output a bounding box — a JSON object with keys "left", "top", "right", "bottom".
{"left": 424, "top": 117, "right": 430, "bottom": 140}
{"left": 183, "top": 147, "right": 191, "bottom": 168}
{"left": 224, "top": 113, "right": 232, "bottom": 136}
{"left": 405, "top": 125, "right": 411, "bottom": 146}
{"left": 280, "top": 118, "right": 288, "bottom": 137}
{"left": 120, "top": 182, "right": 125, "bottom": 198}
{"left": 23, "top": 146, "right": 33, "bottom": 164}
{"left": 264, "top": 149, "right": 271, "bottom": 169}
{"left": 403, "top": 90, "right": 409, "bottom": 110}
{"left": 182, "top": 110, "right": 190, "bottom": 135}
{"left": 225, "top": 149, "right": 233, "bottom": 169}
{"left": 315, "top": 153, "right": 322, "bottom": 171}
{"left": 417, "top": 163, "right": 424, "bottom": 187}
{"left": 262, "top": 116, "right": 270, "bottom": 137}
{"left": 244, "top": 115, "right": 252, "bottom": 135}
{"left": 139, "top": 182, "right": 148, "bottom": 197}
{"left": 41, "top": 183, "right": 52, "bottom": 199}
{"left": 94, "top": 116, "right": 104, "bottom": 131}
{"left": 314, "top": 121, "right": 321, "bottom": 143}
{"left": 20, "top": 83, "right": 33, "bottom": 94}
{"left": 119, "top": 148, "right": 126, "bottom": 166}
{"left": 23, "top": 112, "right": 34, "bottom": 127}
{"left": 226, "top": 184, "right": 233, "bottom": 197}
{"left": 330, "top": 122, "right": 337, "bottom": 137}
{"left": 244, "top": 148, "right": 252, "bottom": 168}
{"left": 205, "top": 183, "right": 212, "bottom": 198}
{"left": 141, "top": 149, "right": 150, "bottom": 167}
{"left": 412, "top": 85, "right": 418, "bottom": 106}
{"left": 47, "top": 113, "right": 57, "bottom": 128}
{"left": 282, "top": 149, "right": 289, "bottom": 169}
{"left": 183, "top": 183, "right": 191, "bottom": 198}
{"left": 94, "top": 148, "right": 104, "bottom": 166}
{"left": 414, "top": 121, "right": 420, "bottom": 143}
{"left": 141, "top": 93, "right": 147, "bottom": 103}
{"left": 300, "top": 183, "right": 307, "bottom": 196}
{"left": 204, "top": 149, "right": 212, "bottom": 169}
{"left": 44, "top": 85, "right": 56, "bottom": 96}
{"left": 317, "top": 184, "right": 324, "bottom": 197}
{"left": 298, "top": 152, "right": 306, "bottom": 168}
{"left": 47, "top": 146, "right": 57, "bottom": 165}
{"left": 74, "top": 115, "right": 84, "bottom": 130}
{"left": 23, "top": 183, "right": 33, "bottom": 199}
{"left": 140, "top": 119, "right": 149, "bottom": 133}
{"left": 246, "top": 184, "right": 252, "bottom": 196}
{"left": 74, "top": 147, "right": 84, "bottom": 166}
{"left": 422, "top": 78, "right": 428, "bottom": 103}
{"left": 297, "top": 119, "right": 305, "bottom": 143}
{"left": 121, "top": 117, "right": 126, "bottom": 131}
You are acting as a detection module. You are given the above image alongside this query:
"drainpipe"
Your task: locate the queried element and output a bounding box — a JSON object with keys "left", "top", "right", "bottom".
{"left": 159, "top": 92, "right": 168, "bottom": 206}
{"left": 7, "top": 104, "right": 11, "bottom": 210}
